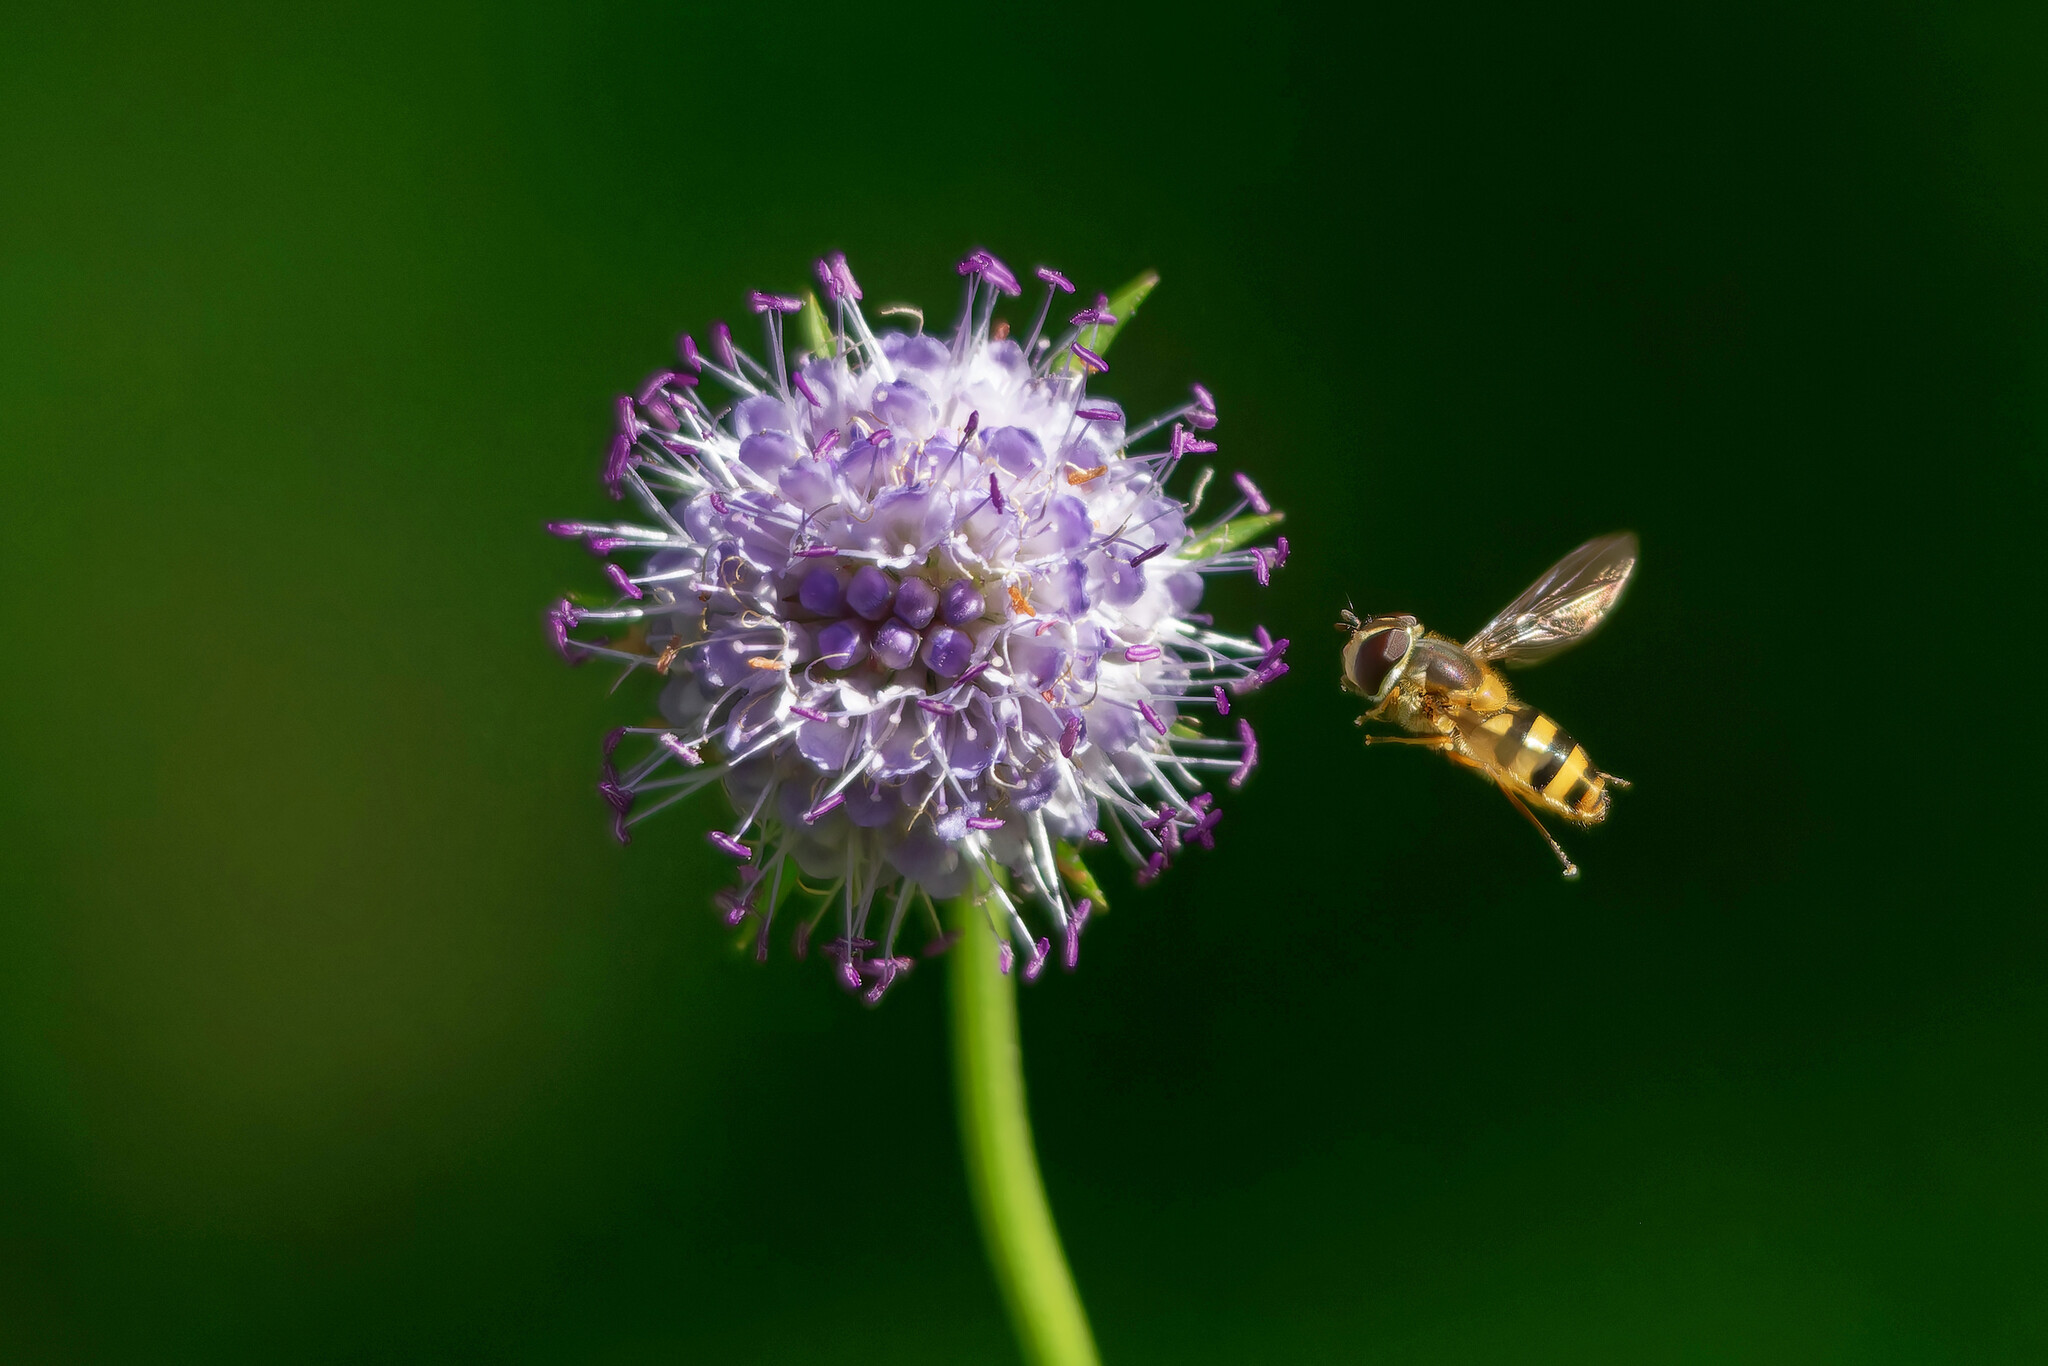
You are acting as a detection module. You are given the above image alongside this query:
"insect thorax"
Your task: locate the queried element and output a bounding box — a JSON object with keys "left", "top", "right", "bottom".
{"left": 1390, "top": 635, "right": 1513, "bottom": 727}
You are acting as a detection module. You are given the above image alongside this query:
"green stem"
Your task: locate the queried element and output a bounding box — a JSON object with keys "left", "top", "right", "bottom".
{"left": 947, "top": 895, "right": 1101, "bottom": 1366}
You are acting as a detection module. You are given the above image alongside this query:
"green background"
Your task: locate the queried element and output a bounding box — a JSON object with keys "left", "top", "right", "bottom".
{"left": 4, "top": 2, "right": 2044, "bottom": 1361}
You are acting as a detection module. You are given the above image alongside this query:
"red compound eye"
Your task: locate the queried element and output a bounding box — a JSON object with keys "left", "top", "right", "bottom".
{"left": 1350, "top": 627, "right": 1411, "bottom": 697}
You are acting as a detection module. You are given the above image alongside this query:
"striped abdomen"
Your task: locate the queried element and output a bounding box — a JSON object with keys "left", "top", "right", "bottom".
{"left": 1465, "top": 704, "right": 1609, "bottom": 823}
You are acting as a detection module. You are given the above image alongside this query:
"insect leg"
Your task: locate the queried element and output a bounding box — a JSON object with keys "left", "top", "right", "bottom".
{"left": 1497, "top": 784, "right": 1580, "bottom": 880}
{"left": 1602, "top": 773, "right": 1632, "bottom": 789}
{"left": 1360, "top": 734, "right": 1455, "bottom": 749}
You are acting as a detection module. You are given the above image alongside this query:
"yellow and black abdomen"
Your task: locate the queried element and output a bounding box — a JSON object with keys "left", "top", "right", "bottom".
{"left": 1464, "top": 703, "right": 1610, "bottom": 824}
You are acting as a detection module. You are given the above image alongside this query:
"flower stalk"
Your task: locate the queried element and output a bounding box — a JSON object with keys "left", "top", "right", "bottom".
{"left": 949, "top": 889, "right": 1100, "bottom": 1366}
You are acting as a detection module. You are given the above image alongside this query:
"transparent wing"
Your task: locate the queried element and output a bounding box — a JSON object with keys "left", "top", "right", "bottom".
{"left": 1463, "top": 532, "right": 1639, "bottom": 666}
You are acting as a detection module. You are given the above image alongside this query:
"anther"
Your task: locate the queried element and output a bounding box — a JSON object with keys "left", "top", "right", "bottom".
{"left": 604, "top": 564, "right": 642, "bottom": 600}
{"left": 708, "top": 830, "right": 751, "bottom": 859}
{"left": 1230, "top": 720, "right": 1259, "bottom": 788}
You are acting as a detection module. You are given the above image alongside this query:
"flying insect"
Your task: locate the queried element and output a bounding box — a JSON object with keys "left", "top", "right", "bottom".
{"left": 1338, "top": 532, "right": 1638, "bottom": 878}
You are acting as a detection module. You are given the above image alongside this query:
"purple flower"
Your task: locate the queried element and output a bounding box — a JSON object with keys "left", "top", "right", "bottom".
{"left": 547, "top": 251, "right": 1286, "bottom": 1000}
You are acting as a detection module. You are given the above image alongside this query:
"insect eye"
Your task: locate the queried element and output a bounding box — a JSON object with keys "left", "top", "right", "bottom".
{"left": 1350, "top": 627, "right": 1411, "bottom": 697}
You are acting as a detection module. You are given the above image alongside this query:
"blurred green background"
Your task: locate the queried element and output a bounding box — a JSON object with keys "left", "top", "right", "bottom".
{"left": 3, "top": 2, "right": 2044, "bottom": 1361}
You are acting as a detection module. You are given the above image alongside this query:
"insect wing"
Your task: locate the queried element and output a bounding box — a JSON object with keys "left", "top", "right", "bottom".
{"left": 1463, "top": 532, "right": 1639, "bottom": 665}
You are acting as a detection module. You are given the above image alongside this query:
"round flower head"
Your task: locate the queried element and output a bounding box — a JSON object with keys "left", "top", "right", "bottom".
{"left": 547, "top": 250, "right": 1289, "bottom": 1001}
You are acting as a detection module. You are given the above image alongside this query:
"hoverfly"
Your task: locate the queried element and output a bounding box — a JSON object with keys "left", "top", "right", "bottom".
{"left": 1338, "top": 532, "right": 1638, "bottom": 878}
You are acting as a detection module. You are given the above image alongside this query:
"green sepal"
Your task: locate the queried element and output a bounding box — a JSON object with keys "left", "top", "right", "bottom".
{"left": 1054, "top": 841, "right": 1109, "bottom": 911}
{"left": 1180, "top": 511, "right": 1285, "bottom": 561}
{"left": 1168, "top": 719, "right": 1203, "bottom": 739}
{"left": 1056, "top": 268, "right": 1159, "bottom": 372}
{"left": 799, "top": 288, "right": 833, "bottom": 360}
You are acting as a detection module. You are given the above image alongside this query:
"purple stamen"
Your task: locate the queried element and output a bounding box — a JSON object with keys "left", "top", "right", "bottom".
{"left": 1069, "top": 342, "right": 1108, "bottom": 374}
{"left": 1124, "top": 644, "right": 1162, "bottom": 663}
{"left": 707, "top": 831, "right": 752, "bottom": 859}
{"left": 917, "top": 697, "right": 959, "bottom": 716}
{"left": 1086, "top": 829, "right": 1108, "bottom": 844}
{"left": 804, "top": 793, "right": 846, "bottom": 824}
{"left": 1063, "top": 900, "right": 1091, "bottom": 970}
{"left": 1141, "top": 804, "right": 1180, "bottom": 835}
{"left": 1230, "top": 720, "right": 1259, "bottom": 788}
{"left": 1023, "top": 937, "right": 1051, "bottom": 981}
{"left": 749, "top": 291, "right": 803, "bottom": 314}
{"left": 924, "top": 930, "right": 961, "bottom": 957}
{"left": 711, "top": 321, "right": 736, "bottom": 370}
{"left": 547, "top": 600, "right": 582, "bottom": 658}
{"left": 546, "top": 521, "right": 585, "bottom": 538}
{"left": 1138, "top": 700, "right": 1168, "bottom": 734}
{"left": 793, "top": 370, "right": 822, "bottom": 407}
{"left": 1252, "top": 549, "right": 1271, "bottom": 587}
{"left": 967, "top": 816, "right": 1005, "bottom": 831}
{"left": 597, "top": 780, "right": 633, "bottom": 844}
{"left": 811, "top": 427, "right": 841, "bottom": 460}
{"left": 795, "top": 544, "right": 838, "bottom": 559}
{"left": 1274, "top": 535, "right": 1290, "bottom": 568}
{"left": 988, "top": 473, "right": 1006, "bottom": 515}
{"left": 680, "top": 334, "right": 703, "bottom": 370}
{"left": 1233, "top": 472, "right": 1271, "bottom": 514}
{"left": 790, "top": 705, "right": 828, "bottom": 722}
{"left": 1136, "top": 851, "right": 1168, "bottom": 886}
{"left": 708, "top": 490, "right": 730, "bottom": 516}
{"left": 961, "top": 409, "right": 980, "bottom": 445}
{"left": 1191, "top": 382, "right": 1216, "bottom": 412}
{"left": 660, "top": 733, "right": 703, "bottom": 765}
{"left": 1036, "top": 266, "right": 1075, "bottom": 293}
{"left": 957, "top": 248, "right": 1021, "bottom": 296}
{"left": 1213, "top": 685, "right": 1230, "bottom": 716}
{"left": 1070, "top": 295, "right": 1118, "bottom": 328}
{"left": 831, "top": 262, "right": 860, "bottom": 303}
{"left": 637, "top": 372, "right": 676, "bottom": 404}
{"left": 1075, "top": 405, "right": 1119, "bottom": 422}
{"left": 1059, "top": 714, "right": 1082, "bottom": 758}
{"left": 603, "top": 434, "right": 634, "bottom": 495}
{"left": 998, "top": 943, "right": 1015, "bottom": 975}
{"left": 1132, "top": 542, "right": 1167, "bottom": 566}
{"left": 605, "top": 563, "right": 642, "bottom": 600}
